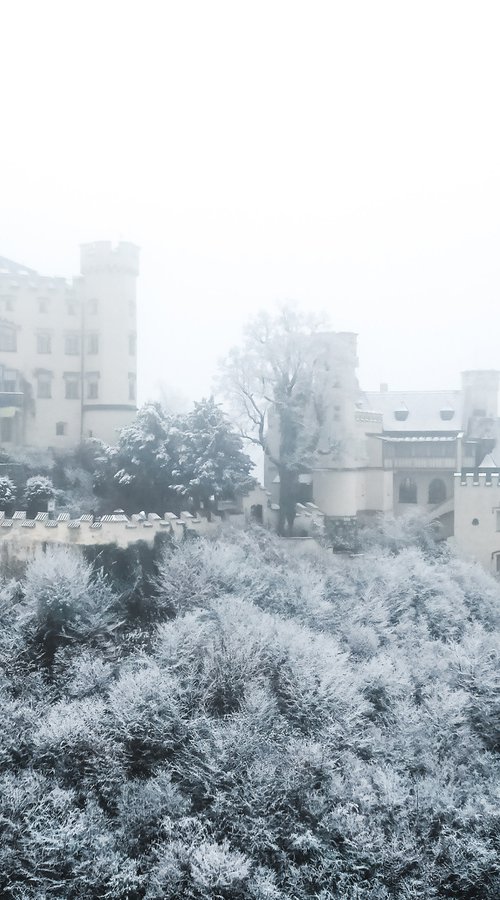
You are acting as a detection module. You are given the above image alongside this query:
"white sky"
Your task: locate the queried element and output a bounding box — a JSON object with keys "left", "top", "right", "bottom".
{"left": 1, "top": 0, "right": 499, "bottom": 406}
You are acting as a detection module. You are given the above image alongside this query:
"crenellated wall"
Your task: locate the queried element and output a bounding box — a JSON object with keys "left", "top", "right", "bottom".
{"left": 0, "top": 490, "right": 326, "bottom": 568}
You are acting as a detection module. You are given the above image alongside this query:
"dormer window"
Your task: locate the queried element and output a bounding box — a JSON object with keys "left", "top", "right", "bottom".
{"left": 440, "top": 407, "right": 455, "bottom": 421}
{"left": 394, "top": 403, "right": 409, "bottom": 422}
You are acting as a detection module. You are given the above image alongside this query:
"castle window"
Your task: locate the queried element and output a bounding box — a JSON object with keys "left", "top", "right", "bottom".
{"left": 37, "top": 372, "right": 52, "bottom": 399}
{"left": 128, "top": 373, "right": 136, "bottom": 402}
{"left": 87, "top": 379, "right": 99, "bottom": 400}
{"left": 37, "top": 333, "right": 51, "bottom": 354}
{"left": 64, "top": 375, "right": 80, "bottom": 400}
{"left": 472, "top": 518, "right": 479, "bottom": 526}
{"left": 399, "top": 477, "right": 417, "bottom": 503}
{"left": 394, "top": 406, "right": 409, "bottom": 422}
{"left": 86, "top": 333, "right": 99, "bottom": 354}
{"left": 65, "top": 333, "right": 80, "bottom": 355}
{"left": 496, "top": 511, "right": 500, "bottom": 532}
{"left": 440, "top": 408, "right": 455, "bottom": 421}
{"left": 428, "top": 478, "right": 446, "bottom": 504}
{"left": 56, "top": 422, "right": 67, "bottom": 436}
{"left": 0, "top": 324, "right": 16, "bottom": 352}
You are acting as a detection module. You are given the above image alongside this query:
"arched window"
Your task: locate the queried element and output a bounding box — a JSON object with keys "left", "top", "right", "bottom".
{"left": 428, "top": 478, "right": 446, "bottom": 505}
{"left": 399, "top": 477, "right": 417, "bottom": 503}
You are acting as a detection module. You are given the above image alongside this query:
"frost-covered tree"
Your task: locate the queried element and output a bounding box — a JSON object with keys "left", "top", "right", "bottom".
{"left": 0, "top": 475, "right": 16, "bottom": 512}
{"left": 95, "top": 400, "right": 255, "bottom": 518}
{"left": 23, "top": 475, "right": 55, "bottom": 516}
{"left": 219, "top": 305, "right": 330, "bottom": 534}
{"left": 94, "top": 402, "right": 179, "bottom": 513}
{"left": 170, "top": 397, "right": 255, "bottom": 519}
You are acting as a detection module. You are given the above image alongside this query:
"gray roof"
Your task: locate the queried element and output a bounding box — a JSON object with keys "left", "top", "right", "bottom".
{"left": 362, "top": 390, "right": 464, "bottom": 433}
{"left": 0, "top": 256, "right": 37, "bottom": 277}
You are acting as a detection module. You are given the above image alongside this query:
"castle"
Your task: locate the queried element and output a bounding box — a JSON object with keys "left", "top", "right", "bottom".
{"left": 0, "top": 241, "right": 139, "bottom": 448}
{"left": 264, "top": 332, "right": 500, "bottom": 574}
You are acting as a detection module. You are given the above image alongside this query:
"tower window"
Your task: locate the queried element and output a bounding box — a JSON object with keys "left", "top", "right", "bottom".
{"left": 56, "top": 422, "right": 67, "bottom": 436}
{"left": 86, "top": 333, "right": 99, "bottom": 354}
{"left": 0, "top": 324, "right": 17, "bottom": 352}
{"left": 65, "top": 333, "right": 80, "bottom": 355}
{"left": 37, "top": 333, "right": 52, "bottom": 354}
{"left": 37, "top": 373, "right": 52, "bottom": 399}
{"left": 64, "top": 376, "right": 80, "bottom": 400}
{"left": 128, "top": 373, "right": 136, "bottom": 402}
{"left": 87, "top": 379, "right": 99, "bottom": 400}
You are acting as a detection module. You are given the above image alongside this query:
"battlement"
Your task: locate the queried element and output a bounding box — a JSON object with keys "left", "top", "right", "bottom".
{"left": 0, "top": 509, "right": 221, "bottom": 549}
{"left": 80, "top": 241, "right": 140, "bottom": 277}
{"left": 454, "top": 472, "right": 500, "bottom": 487}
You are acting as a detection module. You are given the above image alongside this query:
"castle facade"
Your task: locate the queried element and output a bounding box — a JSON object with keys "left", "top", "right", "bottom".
{"left": 264, "top": 332, "right": 500, "bottom": 573}
{"left": 0, "top": 241, "right": 139, "bottom": 448}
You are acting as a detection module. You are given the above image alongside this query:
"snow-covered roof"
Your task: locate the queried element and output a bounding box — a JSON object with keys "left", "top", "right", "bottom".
{"left": 0, "top": 256, "right": 38, "bottom": 277}
{"left": 478, "top": 452, "right": 500, "bottom": 469}
{"left": 362, "top": 390, "right": 464, "bottom": 433}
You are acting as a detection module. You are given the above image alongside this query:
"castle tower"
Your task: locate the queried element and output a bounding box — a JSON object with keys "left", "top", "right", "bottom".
{"left": 79, "top": 241, "right": 139, "bottom": 445}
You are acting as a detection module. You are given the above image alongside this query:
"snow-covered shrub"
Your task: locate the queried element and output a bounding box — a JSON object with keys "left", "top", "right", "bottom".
{"left": 0, "top": 475, "right": 16, "bottom": 512}
{"left": 23, "top": 474, "right": 55, "bottom": 514}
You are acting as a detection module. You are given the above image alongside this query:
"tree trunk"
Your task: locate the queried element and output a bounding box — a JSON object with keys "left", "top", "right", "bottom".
{"left": 278, "top": 468, "right": 298, "bottom": 536}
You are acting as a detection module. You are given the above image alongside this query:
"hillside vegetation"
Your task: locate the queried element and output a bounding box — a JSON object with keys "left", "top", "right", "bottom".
{"left": 0, "top": 523, "right": 499, "bottom": 898}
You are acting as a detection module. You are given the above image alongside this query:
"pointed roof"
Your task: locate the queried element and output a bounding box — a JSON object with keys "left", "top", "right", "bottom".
{"left": 479, "top": 452, "right": 500, "bottom": 469}
{"left": 0, "top": 256, "right": 38, "bottom": 277}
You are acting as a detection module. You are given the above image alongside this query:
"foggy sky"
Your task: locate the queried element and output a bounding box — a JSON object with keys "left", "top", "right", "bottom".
{"left": 1, "top": 1, "right": 499, "bottom": 408}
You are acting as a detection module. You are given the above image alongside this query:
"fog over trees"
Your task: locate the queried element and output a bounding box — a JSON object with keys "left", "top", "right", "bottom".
{"left": 1, "top": 522, "right": 499, "bottom": 898}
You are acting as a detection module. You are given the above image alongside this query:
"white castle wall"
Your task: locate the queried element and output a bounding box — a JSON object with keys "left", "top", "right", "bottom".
{"left": 453, "top": 473, "right": 500, "bottom": 572}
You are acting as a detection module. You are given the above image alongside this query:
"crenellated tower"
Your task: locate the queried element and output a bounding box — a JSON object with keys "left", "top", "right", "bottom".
{"left": 78, "top": 241, "right": 139, "bottom": 444}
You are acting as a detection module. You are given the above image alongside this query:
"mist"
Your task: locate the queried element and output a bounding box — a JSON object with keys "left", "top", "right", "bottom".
{"left": 1, "top": 0, "right": 499, "bottom": 403}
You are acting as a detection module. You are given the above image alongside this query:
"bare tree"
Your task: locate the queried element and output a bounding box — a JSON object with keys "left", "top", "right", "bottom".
{"left": 219, "top": 305, "right": 331, "bottom": 534}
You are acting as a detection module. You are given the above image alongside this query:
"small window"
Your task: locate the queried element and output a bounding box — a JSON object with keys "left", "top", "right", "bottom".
{"left": 88, "top": 299, "right": 98, "bottom": 315}
{"left": 66, "top": 300, "right": 78, "bottom": 316}
{"left": 472, "top": 518, "right": 479, "bottom": 526}
{"left": 87, "top": 380, "right": 99, "bottom": 400}
{"left": 496, "top": 511, "right": 500, "bottom": 532}
{"left": 496, "top": 554, "right": 500, "bottom": 574}
{"left": 399, "top": 477, "right": 417, "bottom": 504}
{"left": 0, "top": 325, "right": 17, "bottom": 352}
{"left": 86, "top": 334, "right": 99, "bottom": 354}
{"left": 129, "top": 333, "right": 136, "bottom": 355}
{"left": 440, "top": 408, "right": 455, "bottom": 421}
{"left": 0, "top": 418, "right": 13, "bottom": 442}
{"left": 37, "top": 333, "right": 51, "bottom": 354}
{"left": 65, "top": 377, "right": 80, "bottom": 400}
{"left": 56, "top": 422, "right": 67, "bottom": 436}
{"left": 394, "top": 407, "right": 409, "bottom": 422}
{"left": 37, "top": 373, "right": 52, "bottom": 399}
{"left": 128, "top": 373, "right": 136, "bottom": 402}
{"left": 38, "top": 299, "right": 49, "bottom": 313}
{"left": 65, "top": 334, "right": 80, "bottom": 355}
